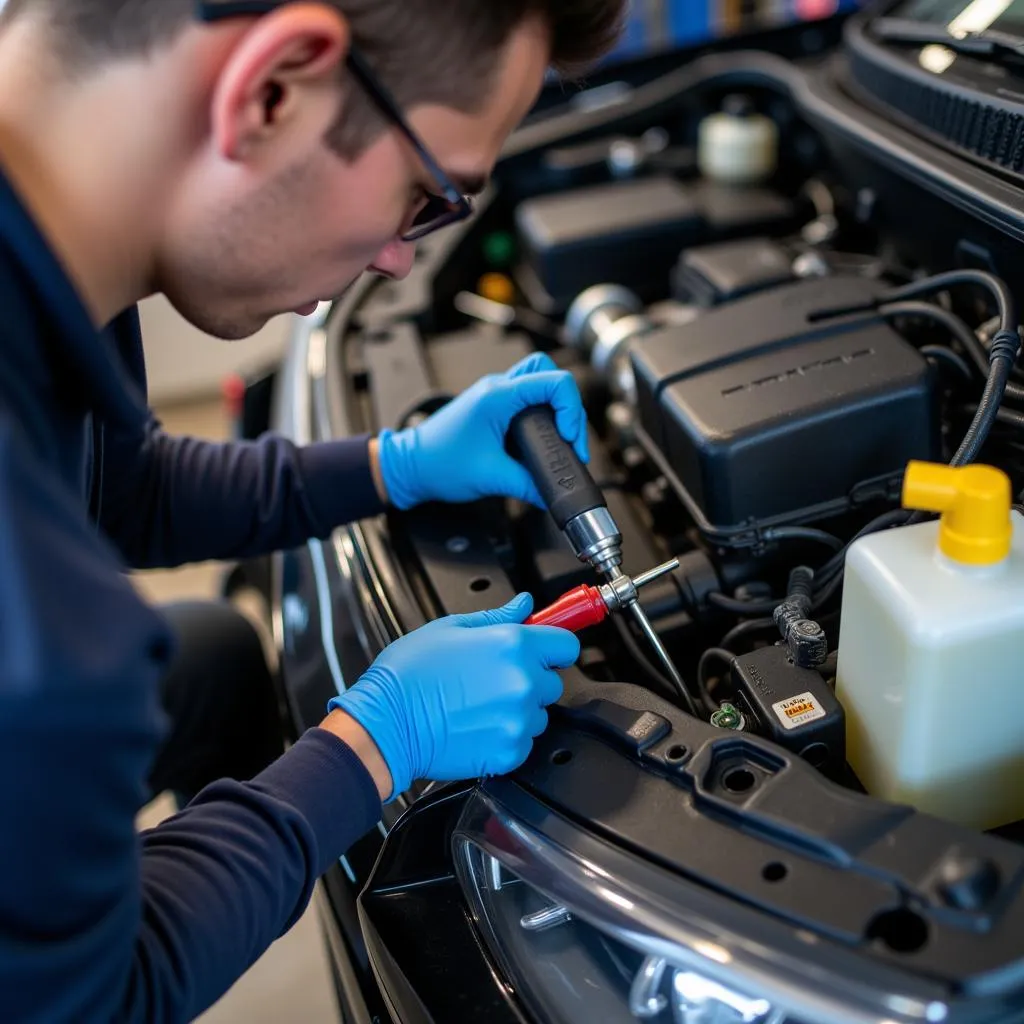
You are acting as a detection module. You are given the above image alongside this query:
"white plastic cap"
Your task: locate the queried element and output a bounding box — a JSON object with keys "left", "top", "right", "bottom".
{"left": 697, "top": 105, "right": 779, "bottom": 186}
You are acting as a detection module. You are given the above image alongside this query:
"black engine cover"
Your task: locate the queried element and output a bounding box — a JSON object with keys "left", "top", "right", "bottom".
{"left": 631, "top": 276, "right": 937, "bottom": 535}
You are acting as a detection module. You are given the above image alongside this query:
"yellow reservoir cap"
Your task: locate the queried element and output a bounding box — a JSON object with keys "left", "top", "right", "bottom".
{"left": 903, "top": 461, "right": 1012, "bottom": 565}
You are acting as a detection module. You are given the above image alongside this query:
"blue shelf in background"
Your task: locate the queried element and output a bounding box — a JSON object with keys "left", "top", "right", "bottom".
{"left": 668, "top": 0, "right": 711, "bottom": 47}
{"left": 606, "top": 0, "right": 860, "bottom": 65}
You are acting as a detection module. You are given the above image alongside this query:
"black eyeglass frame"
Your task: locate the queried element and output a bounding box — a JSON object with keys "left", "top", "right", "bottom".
{"left": 194, "top": 0, "right": 475, "bottom": 241}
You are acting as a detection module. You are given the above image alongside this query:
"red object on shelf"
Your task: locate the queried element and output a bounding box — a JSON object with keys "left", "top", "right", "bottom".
{"left": 222, "top": 374, "right": 246, "bottom": 421}
{"left": 525, "top": 584, "right": 609, "bottom": 632}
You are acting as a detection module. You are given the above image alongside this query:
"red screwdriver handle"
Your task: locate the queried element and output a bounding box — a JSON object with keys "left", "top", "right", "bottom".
{"left": 525, "top": 584, "right": 608, "bottom": 632}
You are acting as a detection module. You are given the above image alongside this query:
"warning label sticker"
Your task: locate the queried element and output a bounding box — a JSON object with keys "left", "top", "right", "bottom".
{"left": 772, "top": 692, "right": 826, "bottom": 731}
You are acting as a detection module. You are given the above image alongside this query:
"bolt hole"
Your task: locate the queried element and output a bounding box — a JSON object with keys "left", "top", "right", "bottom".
{"left": 723, "top": 768, "right": 756, "bottom": 794}
{"left": 763, "top": 862, "right": 787, "bottom": 883}
{"left": 551, "top": 749, "right": 573, "bottom": 766}
{"left": 866, "top": 908, "right": 929, "bottom": 954}
{"left": 800, "top": 743, "right": 829, "bottom": 769}
{"left": 469, "top": 577, "right": 492, "bottom": 593}
{"left": 666, "top": 745, "right": 688, "bottom": 762}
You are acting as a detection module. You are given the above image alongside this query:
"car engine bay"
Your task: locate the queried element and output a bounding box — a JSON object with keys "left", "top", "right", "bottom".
{"left": 336, "top": 61, "right": 1024, "bottom": 793}
{"left": 287, "top": 14, "right": 1024, "bottom": 1020}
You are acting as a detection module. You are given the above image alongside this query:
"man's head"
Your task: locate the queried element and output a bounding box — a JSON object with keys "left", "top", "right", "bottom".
{"left": 0, "top": 0, "right": 625, "bottom": 337}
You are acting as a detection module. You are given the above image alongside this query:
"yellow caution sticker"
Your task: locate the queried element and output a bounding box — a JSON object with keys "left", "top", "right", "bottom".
{"left": 772, "top": 692, "right": 825, "bottom": 731}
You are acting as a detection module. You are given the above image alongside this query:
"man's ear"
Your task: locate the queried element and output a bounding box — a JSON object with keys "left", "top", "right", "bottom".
{"left": 210, "top": 3, "right": 350, "bottom": 163}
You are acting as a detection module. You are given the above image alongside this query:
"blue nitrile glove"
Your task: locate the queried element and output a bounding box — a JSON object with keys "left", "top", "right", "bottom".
{"left": 327, "top": 593, "right": 579, "bottom": 800}
{"left": 375, "top": 352, "right": 589, "bottom": 510}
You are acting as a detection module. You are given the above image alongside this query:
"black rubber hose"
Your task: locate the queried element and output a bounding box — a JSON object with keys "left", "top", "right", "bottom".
{"left": 761, "top": 526, "right": 844, "bottom": 552}
{"left": 705, "top": 530, "right": 841, "bottom": 610}
{"left": 995, "top": 406, "right": 1024, "bottom": 430}
{"left": 816, "top": 508, "right": 914, "bottom": 584}
{"left": 720, "top": 616, "right": 776, "bottom": 652}
{"left": 884, "top": 270, "right": 1016, "bottom": 328}
{"left": 708, "top": 591, "right": 780, "bottom": 617}
{"left": 810, "top": 269, "right": 1017, "bottom": 332}
{"left": 880, "top": 300, "right": 1024, "bottom": 403}
{"left": 955, "top": 405, "right": 1024, "bottom": 432}
{"left": 697, "top": 647, "right": 737, "bottom": 716}
{"left": 950, "top": 330, "right": 1020, "bottom": 467}
{"left": 812, "top": 565, "right": 848, "bottom": 611}
{"left": 919, "top": 344, "right": 974, "bottom": 385}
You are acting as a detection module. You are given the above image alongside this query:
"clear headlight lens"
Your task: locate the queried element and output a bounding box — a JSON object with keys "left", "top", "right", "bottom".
{"left": 454, "top": 791, "right": 972, "bottom": 1024}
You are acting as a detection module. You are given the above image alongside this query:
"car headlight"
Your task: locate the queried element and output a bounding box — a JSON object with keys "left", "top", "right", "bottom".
{"left": 454, "top": 789, "right": 968, "bottom": 1024}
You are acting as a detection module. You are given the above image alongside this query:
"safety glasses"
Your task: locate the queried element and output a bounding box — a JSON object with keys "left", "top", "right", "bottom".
{"left": 194, "top": 0, "right": 475, "bottom": 241}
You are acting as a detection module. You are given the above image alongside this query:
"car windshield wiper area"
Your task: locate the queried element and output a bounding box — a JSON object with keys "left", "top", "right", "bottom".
{"left": 872, "top": 16, "right": 1024, "bottom": 61}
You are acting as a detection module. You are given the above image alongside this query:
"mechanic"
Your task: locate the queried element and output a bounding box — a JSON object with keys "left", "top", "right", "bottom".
{"left": 0, "top": 1, "right": 625, "bottom": 1020}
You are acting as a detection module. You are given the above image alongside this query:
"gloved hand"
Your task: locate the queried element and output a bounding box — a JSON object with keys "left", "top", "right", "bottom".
{"left": 327, "top": 593, "right": 579, "bottom": 800}
{"left": 375, "top": 352, "right": 589, "bottom": 510}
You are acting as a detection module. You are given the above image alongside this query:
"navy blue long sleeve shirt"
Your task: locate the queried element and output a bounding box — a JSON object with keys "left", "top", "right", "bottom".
{"left": 0, "top": 165, "right": 387, "bottom": 1021}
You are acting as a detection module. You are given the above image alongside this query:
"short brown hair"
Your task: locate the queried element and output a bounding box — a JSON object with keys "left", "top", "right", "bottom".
{"left": 3, "top": 0, "right": 627, "bottom": 157}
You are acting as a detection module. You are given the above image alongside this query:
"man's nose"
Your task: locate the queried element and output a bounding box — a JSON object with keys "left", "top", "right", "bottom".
{"left": 370, "top": 240, "right": 416, "bottom": 281}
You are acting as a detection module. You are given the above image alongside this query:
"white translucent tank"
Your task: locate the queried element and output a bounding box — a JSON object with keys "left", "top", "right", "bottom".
{"left": 697, "top": 97, "right": 778, "bottom": 186}
{"left": 836, "top": 461, "right": 1024, "bottom": 830}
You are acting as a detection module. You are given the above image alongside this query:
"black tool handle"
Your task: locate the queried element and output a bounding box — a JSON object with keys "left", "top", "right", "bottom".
{"left": 508, "top": 406, "right": 604, "bottom": 528}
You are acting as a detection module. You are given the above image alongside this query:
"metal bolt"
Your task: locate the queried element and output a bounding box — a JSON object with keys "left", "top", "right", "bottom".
{"left": 795, "top": 621, "right": 824, "bottom": 638}
{"left": 937, "top": 855, "right": 1000, "bottom": 910}
{"left": 711, "top": 703, "right": 746, "bottom": 731}
{"left": 520, "top": 904, "right": 572, "bottom": 932}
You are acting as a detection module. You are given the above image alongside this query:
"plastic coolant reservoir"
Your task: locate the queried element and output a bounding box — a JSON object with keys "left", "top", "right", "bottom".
{"left": 836, "top": 461, "right": 1024, "bottom": 830}
{"left": 697, "top": 95, "right": 778, "bottom": 186}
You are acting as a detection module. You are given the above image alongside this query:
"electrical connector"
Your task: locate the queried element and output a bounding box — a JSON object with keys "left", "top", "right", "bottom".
{"left": 730, "top": 645, "right": 845, "bottom": 778}
{"left": 773, "top": 566, "right": 828, "bottom": 668}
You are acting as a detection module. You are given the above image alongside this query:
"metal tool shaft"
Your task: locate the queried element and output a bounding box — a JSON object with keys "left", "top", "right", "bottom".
{"left": 631, "top": 559, "right": 680, "bottom": 591}
{"left": 628, "top": 600, "right": 689, "bottom": 697}
{"left": 604, "top": 564, "right": 690, "bottom": 704}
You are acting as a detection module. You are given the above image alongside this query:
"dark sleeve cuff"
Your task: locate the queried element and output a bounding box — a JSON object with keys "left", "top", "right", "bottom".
{"left": 296, "top": 435, "right": 387, "bottom": 536}
{"left": 252, "top": 728, "right": 383, "bottom": 876}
